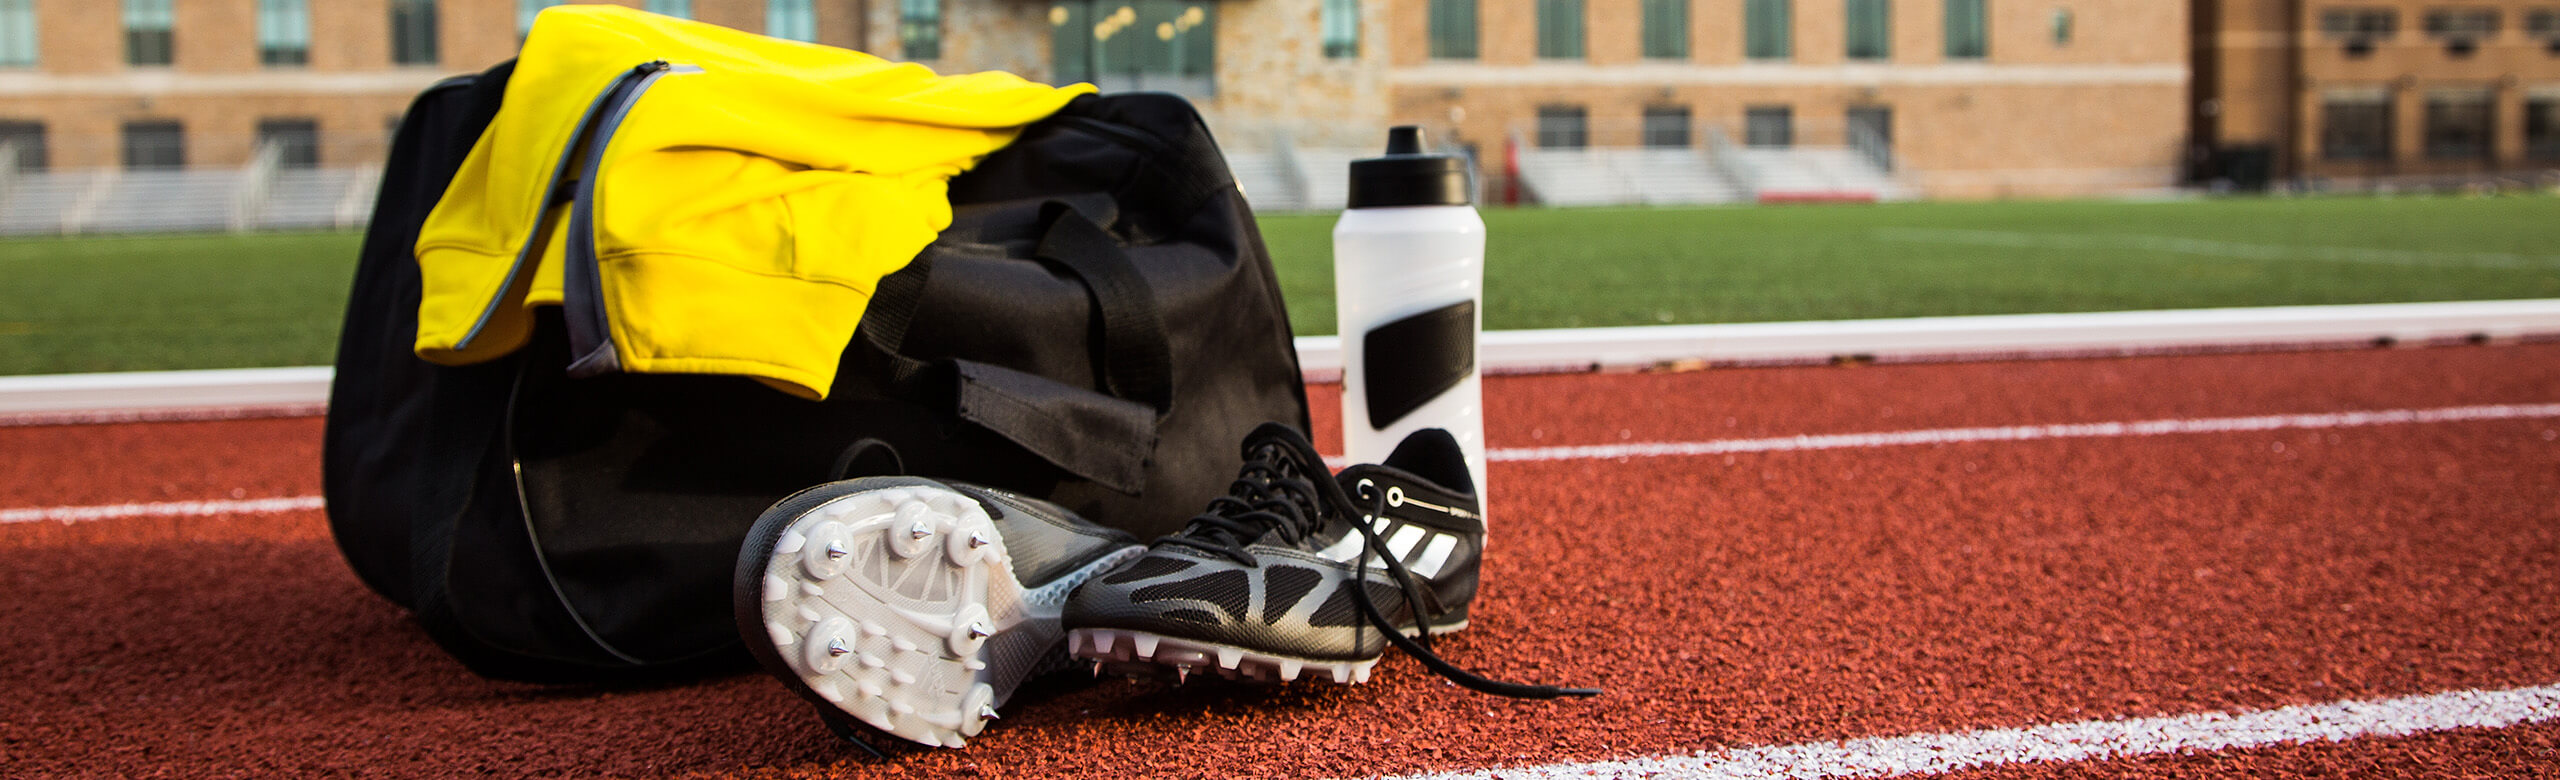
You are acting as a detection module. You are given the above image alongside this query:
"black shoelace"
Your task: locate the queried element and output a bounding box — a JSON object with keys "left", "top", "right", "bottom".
{"left": 1156, "top": 438, "right": 1332, "bottom": 567}
{"left": 1163, "top": 430, "right": 1600, "bottom": 700}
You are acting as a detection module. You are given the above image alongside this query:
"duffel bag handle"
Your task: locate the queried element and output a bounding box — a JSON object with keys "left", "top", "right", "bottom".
{"left": 846, "top": 200, "right": 1175, "bottom": 494}
{"left": 1028, "top": 200, "right": 1174, "bottom": 413}
{"left": 861, "top": 200, "right": 1176, "bottom": 416}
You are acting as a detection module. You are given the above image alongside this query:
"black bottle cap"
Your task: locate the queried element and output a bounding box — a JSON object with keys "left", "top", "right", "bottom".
{"left": 1348, "top": 126, "right": 1472, "bottom": 209}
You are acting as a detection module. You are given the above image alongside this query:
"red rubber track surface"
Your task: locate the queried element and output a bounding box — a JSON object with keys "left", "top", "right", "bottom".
{"left": 3, "top": 344, "right": 2556, "bottom": 778}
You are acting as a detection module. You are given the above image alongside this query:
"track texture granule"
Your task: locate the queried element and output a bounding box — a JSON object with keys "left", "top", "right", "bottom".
{"left": 2, "top": 343, "right": 2555, "bottom": 778}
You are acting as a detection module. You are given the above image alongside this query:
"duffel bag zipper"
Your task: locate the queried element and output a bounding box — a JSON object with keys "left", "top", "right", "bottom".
{"left": 454, "top": 60, "right": 695, "bottom": 360}
{"left": 561, "top": 60, "right": 699, "bottom": 376}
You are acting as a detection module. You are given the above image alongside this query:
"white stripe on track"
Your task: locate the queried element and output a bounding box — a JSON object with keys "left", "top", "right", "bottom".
{"left": 1391, "top": 683, "right": 2560, "bottom": 780}
{"left": 13, "top": 403, "right": 2559, "bottom": 523}
{"left": 1873, "top": 228, "right": 2560, "bottom": 270}
{"left": 0, "top": 495, "right": 324, "bottom": 525}
{"left": 1488, "top": 402, "right": 2560, "bottom": 463}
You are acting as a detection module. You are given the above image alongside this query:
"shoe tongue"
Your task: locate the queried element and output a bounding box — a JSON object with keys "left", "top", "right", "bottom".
{"left": 1216, "top": 440, "right": 1325, "bottom": 532}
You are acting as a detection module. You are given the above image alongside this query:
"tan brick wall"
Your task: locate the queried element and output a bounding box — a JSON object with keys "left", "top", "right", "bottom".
{"left": 8, "top": 92, "right": 420, "bottom": 169}
{"left": 866, "top": 0, "right": 1046, "bottom": 79}
{"left": 30, "top": 0, "right": 118, "bottom": 75}
{"left": 1196, "top": 0, "right": 1388, "bottom": 148}
{"left": 0, "top": 0, "right": 2241, "bottom": 200}
{"left": 1385, "top": 0, "right": 2190, "bottom": 198}
{"left": 0, "top": 0, "right": 889, "bottom": 173}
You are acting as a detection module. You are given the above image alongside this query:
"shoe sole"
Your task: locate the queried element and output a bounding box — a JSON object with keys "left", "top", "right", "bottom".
{"left": 1065, "top": 619, "right": 1470, "bottom": 686}
{"left": 733, "top": 478, "right": 1139, "bottom": 749}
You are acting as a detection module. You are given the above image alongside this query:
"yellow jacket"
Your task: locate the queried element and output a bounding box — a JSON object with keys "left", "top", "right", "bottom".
{"left": 412, "top": 5, "right": 1093, "bottom": 399}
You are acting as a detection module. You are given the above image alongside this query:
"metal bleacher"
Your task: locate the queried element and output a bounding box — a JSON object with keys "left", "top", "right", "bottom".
{"left": 0, "top": 140, "right": 383, "bottom": 237}
{"left": 0, "top": 170, "right": 99, "bottom": 235}
{"left": 1733, "top": 147, "right": 1908, "bottom": 200}
{"left": 255, "top": 167, "right": 381, "bottom": 231}
{"left": 88, "top": 169, "right": 240, "bottom": 234}
{"left": 1514, "top": 147, "right": 1744, "bottom": 206}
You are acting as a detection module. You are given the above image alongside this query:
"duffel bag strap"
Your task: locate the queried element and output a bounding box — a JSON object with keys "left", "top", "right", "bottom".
{"left": 858, "top": 245, "right": 937, "bottom": 387}
{"left": 1030, "top": 201, "right": 1175, "bottom": 413}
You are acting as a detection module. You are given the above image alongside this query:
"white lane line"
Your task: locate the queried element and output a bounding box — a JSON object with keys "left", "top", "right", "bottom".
{"left": 0, "top": 495, "right": 325, "bottom": 525}
{"left": 16, "top": 403, "right": 2560, "bottom": 522}
{"left": 1873, "top": 227, "right": 2560, "bottom": 270}
{"left": 1490, "top": 403, "right": 2560, "bottom": 463}
{"left": 1393, "top": 683, "right": 2560, "bottom": 780}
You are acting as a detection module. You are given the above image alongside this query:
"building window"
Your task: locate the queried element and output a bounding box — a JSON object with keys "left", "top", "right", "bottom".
{"left": 0, "top": 120, "right": 45, "bottom": 172}
{"left": 2424, "top": 88, "right": 2494, "bottom": 160}
{"left": 2050, "top": 8, "right": 2073, "bottom": 45}
{"left": 1321, "top": 0, "right": 1358, "bottom": 58}
{"left": 1428, "top": 0, "right": 1477, "bottom": 59}
{"left": 257, "top": 119, "right": 320, "bottom": 169}
{"left": 2424, "top": 8, "right": 2498, "bottom": 57}
{"left": 2528, "top": 92, "right": 2560, "bottom": 159}
{"left": 517, "top": 0, "right": 561, "bottom": 38}
{"left": 901, "top": 0, "right": 941, "bottom": 59}
{"left": 1845, "top": 0, "right": 1889, "bottom": 60}
{"left": 1745, "top": 0, "right": 1791, "bottom": 60}
{"left": 125, "top": 0, "right": 175, "bottom": 67}
{"left": 0, "top": 0, "right": 35, "bottom": 68}
{"left": 1050, "top": 1, "right": 1214, "bottom": 97}
{"left": 1745, "top": 106, "right": 1792, "bottom": 147}
{"left": 257, "top": 0, "right": 309, "bottom": 65}
{"left": 1944, "top": 0, "right": 1986, "bottom": 58}
{"left": 2321, "top": 7, "right": 2396, "bottom": 57}
{"left": 1536, "top": 0, "right": 1584, "bottom": 59}
{"left": 1642, "top": 106, "right": 1691, "bottom": 147}
{"left": 1536, "top": 106, "right": 1587, "bottom": 149}
{"left": 2321, "top": 89, "right": 2394, "bottom": 161}
{"left": 1641, "top": 0, "right": 1687, "bottom": 59}
{"left": 2324, "top": 7, "right": 2396, "bottom": 56}
{"left": 645, "top": 0, "right": 692, "bottom": 18}
{"left": 767, "top": 0, "right": 814, "bottom": 41}
{"left": 123, "top": 121, "right": 184, "bottom": 170}
{"left": 390, "top": 0, "right": 438, "bottom": 65}
{"left": 2529, "top": 10, "right": 2560, "bottom": 54}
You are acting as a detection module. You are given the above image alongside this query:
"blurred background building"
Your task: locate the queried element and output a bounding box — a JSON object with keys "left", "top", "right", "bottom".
{"left": 2192, "top": 0, "right": 2560, "bottom": 190}
{"left": 0, "top": 0, "right": 2552, "bottom": 234}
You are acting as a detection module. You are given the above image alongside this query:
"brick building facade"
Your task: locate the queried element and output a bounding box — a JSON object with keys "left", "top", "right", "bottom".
{"left": 2193, "top": 0, "right": 2560, "bottom": 184}
{"left": 1, "top": 1, "right": 2537, "bottom": 200}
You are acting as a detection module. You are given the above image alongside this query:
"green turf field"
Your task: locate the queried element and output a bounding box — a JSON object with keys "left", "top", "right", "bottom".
{"left": 3, "top": 195, "right": 2556, "bottom": 375}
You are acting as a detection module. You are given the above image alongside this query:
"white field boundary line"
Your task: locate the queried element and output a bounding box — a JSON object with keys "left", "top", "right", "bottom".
{"left": 3, "top": 300, "right": 2558, "bottom": 424}
{"left": 0, "top": 495, "right": 324, "bottom": 525}
{"left": 1873, "top": 228, "right": 2560, "bottom": 270}
{"left": 1487, "top": 403, "right": 2560, "bottom": 463}
{"left": 19, "top": 403, "right": 2559, "bottom": 524}
{"left": 1389, "top": 683, "right": 2560, "bottom": 780}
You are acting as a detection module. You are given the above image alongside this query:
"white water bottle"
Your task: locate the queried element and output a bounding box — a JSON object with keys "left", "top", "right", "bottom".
{"left": 1334, "top": 126, "right": 1488, "bottom": 514}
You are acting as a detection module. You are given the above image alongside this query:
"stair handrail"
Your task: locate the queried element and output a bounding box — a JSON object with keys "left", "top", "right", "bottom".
{"left": 1703, "top": 125, "right": 1760, "bottom": 200}
{"left": 233, "top": 142, "right": 283, "bottom": 232}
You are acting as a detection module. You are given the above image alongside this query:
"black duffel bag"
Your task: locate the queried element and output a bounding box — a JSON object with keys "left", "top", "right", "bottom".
{"left": 323, "top": 60, "right": 1309, "bottom": 682}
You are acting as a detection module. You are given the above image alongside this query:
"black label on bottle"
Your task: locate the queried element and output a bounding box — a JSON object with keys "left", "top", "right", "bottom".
{"left": 1363, "top": 300, "right": 1477, "bottom": 430}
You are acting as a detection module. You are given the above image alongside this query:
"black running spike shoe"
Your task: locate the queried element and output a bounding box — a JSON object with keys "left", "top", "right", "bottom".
{"left": 735, "top": 477, "right": 1147, "bottom": 750}
{"left": 1063, "top": 423, "right": 1598, "bottom": 698}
